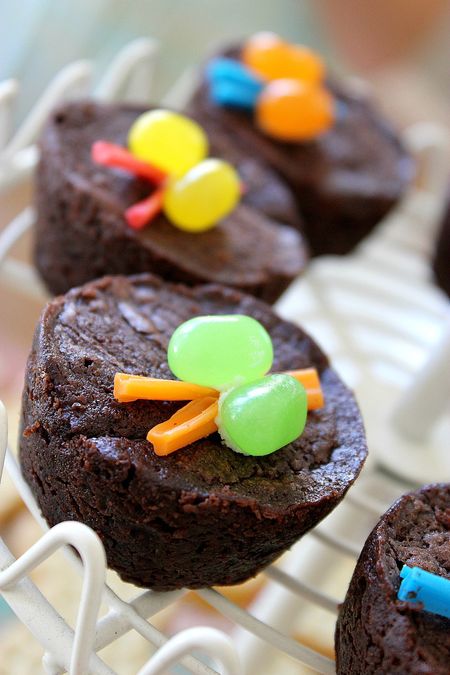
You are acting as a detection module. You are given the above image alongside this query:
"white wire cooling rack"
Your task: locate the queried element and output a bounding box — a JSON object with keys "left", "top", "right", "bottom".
{"left": 0, "top": 38, "right": 449, "bottom": 675}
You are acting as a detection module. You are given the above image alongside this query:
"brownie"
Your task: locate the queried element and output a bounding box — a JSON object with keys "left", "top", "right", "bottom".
{"left": 187, "top": 47, "right": 414, "bottom": 256}
{"left": 20, "top": 274, "right": 367, "bottom": 590}
{"left": 35, "top": 100, "right": 307, "bottom": 302}
{"left": 335, "top": 484, "right": 450, "bottom": 674}
{"left": 433, "top": 205, "right": 450, "bottom": 298}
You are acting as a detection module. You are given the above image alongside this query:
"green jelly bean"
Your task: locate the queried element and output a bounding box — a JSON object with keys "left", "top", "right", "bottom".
{"left": 218, "top": 374, "right": 307, "bottom": 456}
{"left": 168, "top": 315, "right": 273, "bottom": 390}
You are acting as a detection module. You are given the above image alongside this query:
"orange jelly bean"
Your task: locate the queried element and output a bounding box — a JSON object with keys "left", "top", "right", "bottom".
{"left": 242, "top": 32, "right": 325, "bottom": 85}
{"left": 256, "top": 78, "right": 334, "bottom": 142}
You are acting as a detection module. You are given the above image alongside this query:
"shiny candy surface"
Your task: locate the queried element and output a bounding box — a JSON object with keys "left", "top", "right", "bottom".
{"left": 128, "top": 110, "right": 208, "bottom": 176}
{"left": 168, "top": 315, "right": 273, "bottom": 390}
{"left": 163, "top": 158, "right": 240, "bottom": 232}
{"left": 207, "top": 58, "right": 263, "bottom": 109}
{"left": 219, "top": 374, "right": 307, "bottom": 456}
{"left": 210, "top": 80, "right": 260, "bottom": 110}
{"left": 256, "top": 79, "right": 334, "bottom": 141}
{"left": 242, "top": 32, "right": 324, "bottom": 85}
{"left": 207, "top": 58, "right": 263, "bottom": 91}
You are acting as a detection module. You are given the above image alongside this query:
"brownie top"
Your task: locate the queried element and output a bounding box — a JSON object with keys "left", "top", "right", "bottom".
{"left": 368, "top": 484, "right": 450, "bottom": 657}
{"left": 188, "top": 46, "right": 414, "bottom": 205}
{"left": 41, "top": 100, "right": 306, "bottom": 287}
{"left": 26, "top": 274, "right": 367, "bottom": 515}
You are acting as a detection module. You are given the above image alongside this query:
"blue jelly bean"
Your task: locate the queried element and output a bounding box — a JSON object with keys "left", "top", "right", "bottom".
{"left": 210, "top": 81, "right": 260, "bottom": 110}
{"left": 207, "top": 58, "right": 263, "bottom": 89}
{"left": 207, "top": 58, "right": 263, "bottom": 109}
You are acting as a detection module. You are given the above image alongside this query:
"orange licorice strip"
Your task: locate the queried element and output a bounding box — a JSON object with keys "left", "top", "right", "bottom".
{"left": 147, "top": 396, "right": 219, "bottom": 455}
{"left": 284, "top": 368, "right": 324, "bottom": 410}
{"left": 125, "top": 188, "right": 165, "bottom": 229}
{"left": 114, "top": 373, "right": 218, "bottom": 403}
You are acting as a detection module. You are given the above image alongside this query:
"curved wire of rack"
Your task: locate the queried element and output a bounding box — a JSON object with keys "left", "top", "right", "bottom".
{"left": 1, "top": 37, "right": 449, "bottom": 675}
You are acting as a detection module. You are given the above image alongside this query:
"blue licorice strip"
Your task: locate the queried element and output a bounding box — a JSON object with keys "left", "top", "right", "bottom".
{"left": 398, "top": 564, "right": 450, "bottom": 619}
{"left": 207, "top": 58, "right": 263, "bottom": 110}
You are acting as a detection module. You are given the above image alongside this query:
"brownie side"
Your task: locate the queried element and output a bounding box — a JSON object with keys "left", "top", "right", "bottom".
{"left": 34, "top": 100, "right": 307, "bottom": 302}
{"left": 433, "top": 205, "right": 450, "bottom": 298}
{"left": 335, "top": 484, "right": 450, "bottom": 674}
{"left": 187, "top": 49, "right": 414, "bottom": 256}
{"left": 20, "top": 274, "right": 367, "bottom": 590}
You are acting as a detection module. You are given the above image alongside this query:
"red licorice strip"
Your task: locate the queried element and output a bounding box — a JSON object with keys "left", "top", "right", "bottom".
{"left": 92, "top": 141, "right": 167, "bottom": 184}
{"left": 125, "top": 188, "right": 165, "bottom": 229}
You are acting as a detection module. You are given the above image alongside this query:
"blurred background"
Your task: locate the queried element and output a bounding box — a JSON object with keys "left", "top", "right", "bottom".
{"left": 1, "top": 0, "right": 450, "bottom": 126}
{"left": 0, "top": 1, "right": 449, "bottom": 672}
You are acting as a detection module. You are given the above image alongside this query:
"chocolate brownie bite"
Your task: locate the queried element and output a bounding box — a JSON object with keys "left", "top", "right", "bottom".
{"left": 35, "top": 100, "right": 307, "bottom": 301}
{"left": 187, "top": 43, "right": 414, "bottom": 256}
{"left": 20, "top": 274, "right": 367, "bottom": 590}
{"left": 335, "top": 484, "right": 450, "bottom": 674}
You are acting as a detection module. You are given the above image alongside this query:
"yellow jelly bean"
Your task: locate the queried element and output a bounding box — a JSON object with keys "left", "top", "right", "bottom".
{"left": 256, "top": 78, "right": 334, "bottom": 141}
{"left": 242, "top": 32, "right": 325, "bottom": 85}
{"left": 128, "top": 110, "right": 208, "bottom": 176}
{"left": 163, "top": 159, "right": 240, "bottom": 232}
